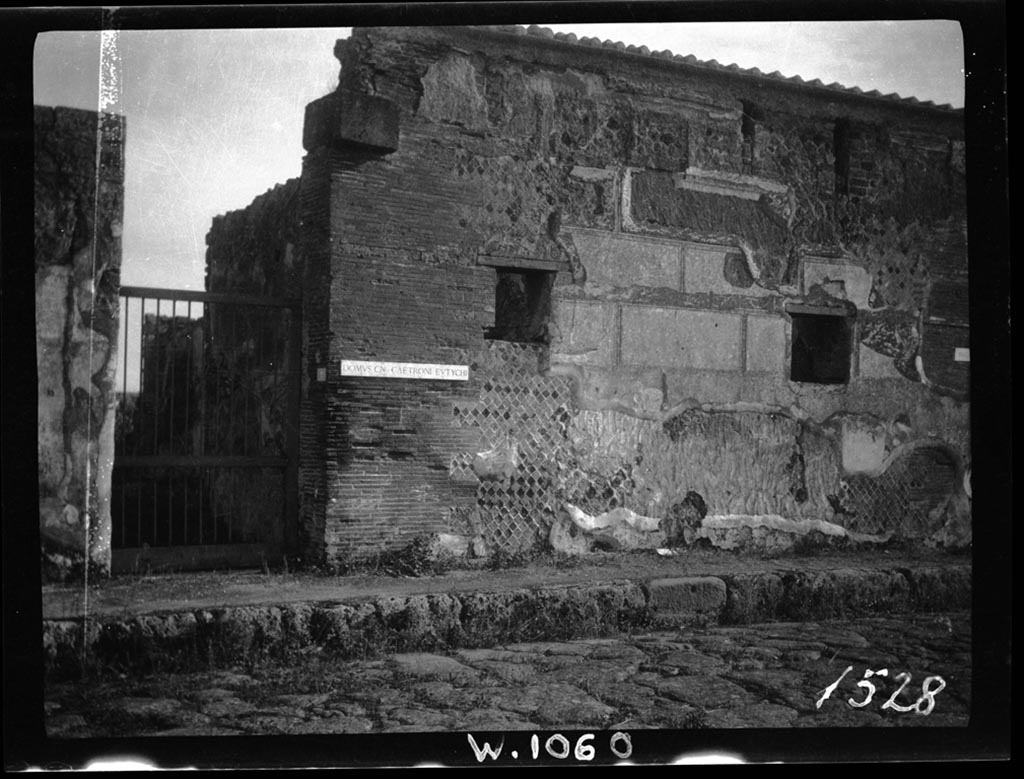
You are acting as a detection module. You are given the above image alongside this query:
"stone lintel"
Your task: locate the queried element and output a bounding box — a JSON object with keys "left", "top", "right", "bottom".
{"left": 673, "top": 167, "right": 789, "bottom": 200}
{"left": 477, "top": 254, "right": 567, "bottom": 272}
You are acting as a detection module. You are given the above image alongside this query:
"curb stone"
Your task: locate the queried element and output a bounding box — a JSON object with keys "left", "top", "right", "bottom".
{"left": 42, "top": 564, "right": 970, "bottom": 678}
{"left": 645, "top": 576, "right": 727, "bottom": 622}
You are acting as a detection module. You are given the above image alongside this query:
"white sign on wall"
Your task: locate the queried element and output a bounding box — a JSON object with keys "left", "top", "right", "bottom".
{"left": 954, "top": 347, "right": 970, "bottom": 363}
{"left": 340, "top": 359, "right": 469, "bottom": 381}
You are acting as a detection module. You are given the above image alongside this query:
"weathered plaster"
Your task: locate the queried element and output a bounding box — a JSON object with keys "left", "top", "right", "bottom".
{"left": 35, "top": 106, "right": 125, "bottom": 580}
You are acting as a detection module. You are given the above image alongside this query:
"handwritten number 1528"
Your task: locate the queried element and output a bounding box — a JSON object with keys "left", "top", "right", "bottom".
{"left": 815, "top": 666, "right": 946, "bottom": 715}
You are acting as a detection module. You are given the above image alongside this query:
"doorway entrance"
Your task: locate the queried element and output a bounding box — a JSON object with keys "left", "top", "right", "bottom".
{"left": 111, "top": 286, "right": 300, "bottom": 572}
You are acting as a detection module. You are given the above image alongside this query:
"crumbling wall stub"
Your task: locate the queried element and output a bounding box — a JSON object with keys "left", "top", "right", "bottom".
{"left": 206, "top": 179, "right": 301, "bottom": 297}
{"left": 35, "top": 106, "right": 125, "bottom": 581}
{"left": 201, "top": 183, "right": 304, "bottom": 551}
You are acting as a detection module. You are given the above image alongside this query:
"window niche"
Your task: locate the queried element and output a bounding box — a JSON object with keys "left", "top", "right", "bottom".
{"left": 486, "top": 268, "right": 554, "bottom": 344}
{"left": 833, "top": 118, "right": 852, "bottom": 196}
{"left": 789, "top": 307, "right": 853, "bottom": 384}
{"left": 739, "top": 100, "right": 763, "bottom": 174}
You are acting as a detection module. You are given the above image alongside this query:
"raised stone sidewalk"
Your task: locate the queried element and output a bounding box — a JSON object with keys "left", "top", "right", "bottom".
{"left": 42, "top": 550, "right": 970, "bottom": 679}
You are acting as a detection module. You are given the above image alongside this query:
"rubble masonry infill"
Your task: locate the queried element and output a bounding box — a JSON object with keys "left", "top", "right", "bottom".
{"left": 42, "top": 564, "right": 969, "bottom": 679}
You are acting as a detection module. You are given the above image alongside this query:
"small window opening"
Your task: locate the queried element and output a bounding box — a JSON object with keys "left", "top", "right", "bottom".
{"left": 790, "top": 311, "right": 852, "bottom": 384}
{"left": 487, "top": 268, "right": 554, "bottom": 344}
{"left": 740, "top": 100, "right": 762, "bottom": 174}
{"left": 834, "top": 118, "right": 851, "bottom": 196}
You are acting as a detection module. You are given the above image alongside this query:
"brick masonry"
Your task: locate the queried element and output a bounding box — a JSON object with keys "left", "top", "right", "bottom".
{"left": 208, "top": 26, "right": 971, "bottom": 564}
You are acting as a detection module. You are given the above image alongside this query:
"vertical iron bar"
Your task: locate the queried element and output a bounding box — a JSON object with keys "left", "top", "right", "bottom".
{"left": 167, "top": 469, "right": 173, "bottom": 546}
{"left": 208, "top": 302, "right": 215, "bottom": 459}
{"left": 274, "top": 308, "right": 283, "bottom": 552}
{"left": 199, "top": 302, "right": 207, "bottom": 544}
{"left": 119, "top": 295, "right": 129, "bottom": 548}
{"left": 135, "top": 468, "right": 140, "bottom": 546}
{"left": 226, "top": 471, "right": 233, "bottom": 545}
{"left": 230, "top": 303, "right": 237, "bottom": 459}
{"left": 135, "top": 298, "right": 143, "bottom": 458}
{"left": 169, "top": 299, "right": 176, "bottom": 452}
{"left": 153, "top": 298, "right": 160, "bottom": 455}
{"left": 243, "top": 306, "right": 249, "bottom": 456}
{"left": 257, "top": 308, "right": 265, "bottom": 457}
{"left": 211, "top": 300, "right": 219, "bottom": 546}
{"left": 212, "top": 467, "right": 217, "bottom": 545}
{"left": 120, "top": 295, "right": 128, "bottom": 450}
{"left": 228, "top": 304, "right": 237, "bottom": 545}
{"left": 119, "top": 470, "right": 125, "bottom": 548}
{"left": 153, "top": 298, "right": 159, "bottom": 545}
{"left": 272, "top": 308, "right": 279, "bottom": 437}
{"left": 199, "top": 468, "right": 205, "bottom": 545}
{"left": 284, "top": 303, "right": 301, "bottom": 556}
{"left": 169, "top": 299, "right": 175, "bottom": 544}
{"left": 184, "top": 301, "right": 191, "bottom": 545}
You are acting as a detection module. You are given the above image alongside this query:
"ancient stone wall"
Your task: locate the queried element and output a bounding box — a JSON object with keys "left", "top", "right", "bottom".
{"left": 206, "top": 179, "right": 301, "bottom": 297}
{"left": 35, "top": 105, "right": 125, "bottom": 580}
{"left": 299, "top": 26, "right": 970, "bottom": 563}
{"left": 202, "top": 180, "right": 302, "bottom": 552}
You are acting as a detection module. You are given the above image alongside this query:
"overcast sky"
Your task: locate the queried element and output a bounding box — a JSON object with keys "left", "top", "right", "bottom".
{"left": 33, "top": 22, "right": 966, "bottom": 291}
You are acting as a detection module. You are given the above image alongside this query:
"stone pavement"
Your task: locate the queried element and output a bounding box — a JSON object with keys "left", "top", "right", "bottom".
{"left": 45, "top": 611, "right": 969, "bottom": 737}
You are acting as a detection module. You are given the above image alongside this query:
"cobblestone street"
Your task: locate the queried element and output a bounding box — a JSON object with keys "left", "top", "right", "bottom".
{"left": 45, "top": 610, "right": 970, "bottom": 738}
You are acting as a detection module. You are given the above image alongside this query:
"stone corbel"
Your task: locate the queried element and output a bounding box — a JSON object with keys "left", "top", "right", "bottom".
{"left": 303, "top": 89, "right": 400, "bottom": 153}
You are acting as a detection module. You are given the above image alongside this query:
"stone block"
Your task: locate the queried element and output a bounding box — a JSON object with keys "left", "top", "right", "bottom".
{"left": 550, "top": 299, "right": 617, "bottom": 366}
{"left": 803, "top": 259, "right": 873, "bottom": 308}
{"left": 646, "top": 577, "right": 727, "bottom": 617}
{"left": 303, "top": 90, "right": 400, "bottom": 153}
{"left": 683, "top": 244, "right": 774, "bottom": 297}
{"left": 745, "top": 315, "right": 787, "bottom": 373}
{"left": 904, "top": 566, "right": 971, "bottom": 611}
{"left": 569, "top": 229, "right": 681, "bottom": 290}
{"left": 620, "top": 306, "right": 743, "bottom": 371}
{"left": 858, "top": 343, "right": 902, "bottom": 379}
{"left": 719, "top": 572, "right": 787, "bottom": 623}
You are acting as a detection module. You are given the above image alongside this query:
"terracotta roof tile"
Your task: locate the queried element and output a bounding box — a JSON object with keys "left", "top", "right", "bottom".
{"left": 476, "top": 24, "right": 960, "bottom": 112}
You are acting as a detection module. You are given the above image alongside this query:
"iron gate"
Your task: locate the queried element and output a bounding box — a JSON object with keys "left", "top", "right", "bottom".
{"left": 111, "top": 286, "right": 300, "bottom": 572}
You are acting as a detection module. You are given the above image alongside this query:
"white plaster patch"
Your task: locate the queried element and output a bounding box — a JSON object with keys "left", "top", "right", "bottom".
{"left": 745, "top": 316, "right": 787, "bottom": 373}
{"left": 570, "top": 166, "right": 616, "bottom": 182}
{"left": 840, "top": 417, "right": 888, "bottom": 473}
{"left": 673, "top": 167, "right": 789, "bottom": 200}
{"left": 684, "top": 245, "right": 775, "bottom": 298}
{"left": 803, "top": 259, "right": 873, "bottom": 309}
{"left": 703, "top": 514, "right": 847, "bottom": 537}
